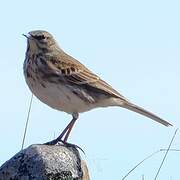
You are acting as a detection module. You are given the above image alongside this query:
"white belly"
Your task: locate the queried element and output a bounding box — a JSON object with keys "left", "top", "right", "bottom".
{"left": 26, "top": 78, "right": 95, "bottom": 114}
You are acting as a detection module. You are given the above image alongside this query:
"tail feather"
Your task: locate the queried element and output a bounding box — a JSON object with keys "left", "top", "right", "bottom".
{"left": 122, "top": 101, "right": 172, "bottom": 127}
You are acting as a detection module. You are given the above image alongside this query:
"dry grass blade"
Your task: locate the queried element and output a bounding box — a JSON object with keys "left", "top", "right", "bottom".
{"left": 121, "top": 150, "right": 160, "bottom": 180}
{"left": 21, "top": 94, "right": 33, "bottom": 150}
{"left": 122, "top": 129, "right": 179, "bottom": 180}
{"left": 142, "top": 174, "right": 145, "bottom": 180}
{"left": 160, "top": 148, "right": 180, "bottom": 152}
{"left": 154, "top": 128, "right": 178, "bottom": 180}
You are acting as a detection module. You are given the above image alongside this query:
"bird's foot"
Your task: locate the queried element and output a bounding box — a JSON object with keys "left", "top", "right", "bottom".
{"left": 44, "top": 139, "right": 85, "bottom": 154}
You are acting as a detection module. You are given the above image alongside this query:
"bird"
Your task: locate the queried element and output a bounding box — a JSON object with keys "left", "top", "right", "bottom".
{"left": 23, "top": 30, "right": 172, "bottom": 144}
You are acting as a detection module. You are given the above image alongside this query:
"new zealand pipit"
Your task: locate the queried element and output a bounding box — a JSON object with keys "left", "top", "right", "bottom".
{"left": 23, "top": 30, "right": 172, "bottom": 144}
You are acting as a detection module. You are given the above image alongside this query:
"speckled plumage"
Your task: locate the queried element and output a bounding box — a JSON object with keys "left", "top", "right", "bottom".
{"left": 23, "top": 30, "right": 172, "bottom": 142}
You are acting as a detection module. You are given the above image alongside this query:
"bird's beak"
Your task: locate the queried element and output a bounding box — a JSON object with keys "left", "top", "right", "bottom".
{"left": 22, "top": 34, "right": 30, "bottom": 39}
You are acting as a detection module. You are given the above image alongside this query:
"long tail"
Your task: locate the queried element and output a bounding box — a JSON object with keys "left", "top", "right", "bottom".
{"left": 121, "top": 101, "right": 172, "bottom": 127}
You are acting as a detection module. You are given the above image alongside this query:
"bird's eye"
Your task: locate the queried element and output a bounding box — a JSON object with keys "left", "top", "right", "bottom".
{"left": 33, "top": 35, "right": 46, "bottom": 40}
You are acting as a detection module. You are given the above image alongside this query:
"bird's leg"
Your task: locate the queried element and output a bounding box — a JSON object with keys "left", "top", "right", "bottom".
{"left": 56, "top": 119, "right": 75, "bottom": 140}
{"left": 44, "top": 113, "right": 79, "bottom": 145}
{"left": 57, "top": 113, "right": 78, "bottom": 142}
{"left": 63, "top": 114, "right": 78, "bottom": 142}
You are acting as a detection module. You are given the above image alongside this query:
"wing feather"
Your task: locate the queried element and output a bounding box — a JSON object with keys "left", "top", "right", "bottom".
{"left": 43, "top": 52, "right": 127, "bottom": 101}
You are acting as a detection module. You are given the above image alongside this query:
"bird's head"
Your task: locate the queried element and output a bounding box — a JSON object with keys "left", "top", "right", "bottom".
{"left": 23, "top": 30, "right": 58, "bottom": 53}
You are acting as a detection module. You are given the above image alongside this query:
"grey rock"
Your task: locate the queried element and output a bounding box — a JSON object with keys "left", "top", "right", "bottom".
{"left": 0, "top": 144, "right": 90, "bottom": 180}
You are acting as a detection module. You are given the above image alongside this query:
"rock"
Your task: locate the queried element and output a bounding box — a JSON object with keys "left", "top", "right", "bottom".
{"left": 0, "top": 144, "right": 90, "bottom": 180}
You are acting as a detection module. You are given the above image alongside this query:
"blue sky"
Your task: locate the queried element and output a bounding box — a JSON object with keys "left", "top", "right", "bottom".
{"left": 0, "top": 0, "right": 180, "bottom": 179}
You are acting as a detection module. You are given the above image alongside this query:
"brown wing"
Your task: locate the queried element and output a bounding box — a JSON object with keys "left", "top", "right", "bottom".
{"left": 43, "top": 52, "right": 128, "bottom": 101}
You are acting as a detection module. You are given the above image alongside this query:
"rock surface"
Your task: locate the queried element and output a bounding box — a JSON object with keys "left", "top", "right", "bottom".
{"left": 0, "top": 144, "right": 90, "bottom": 180}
